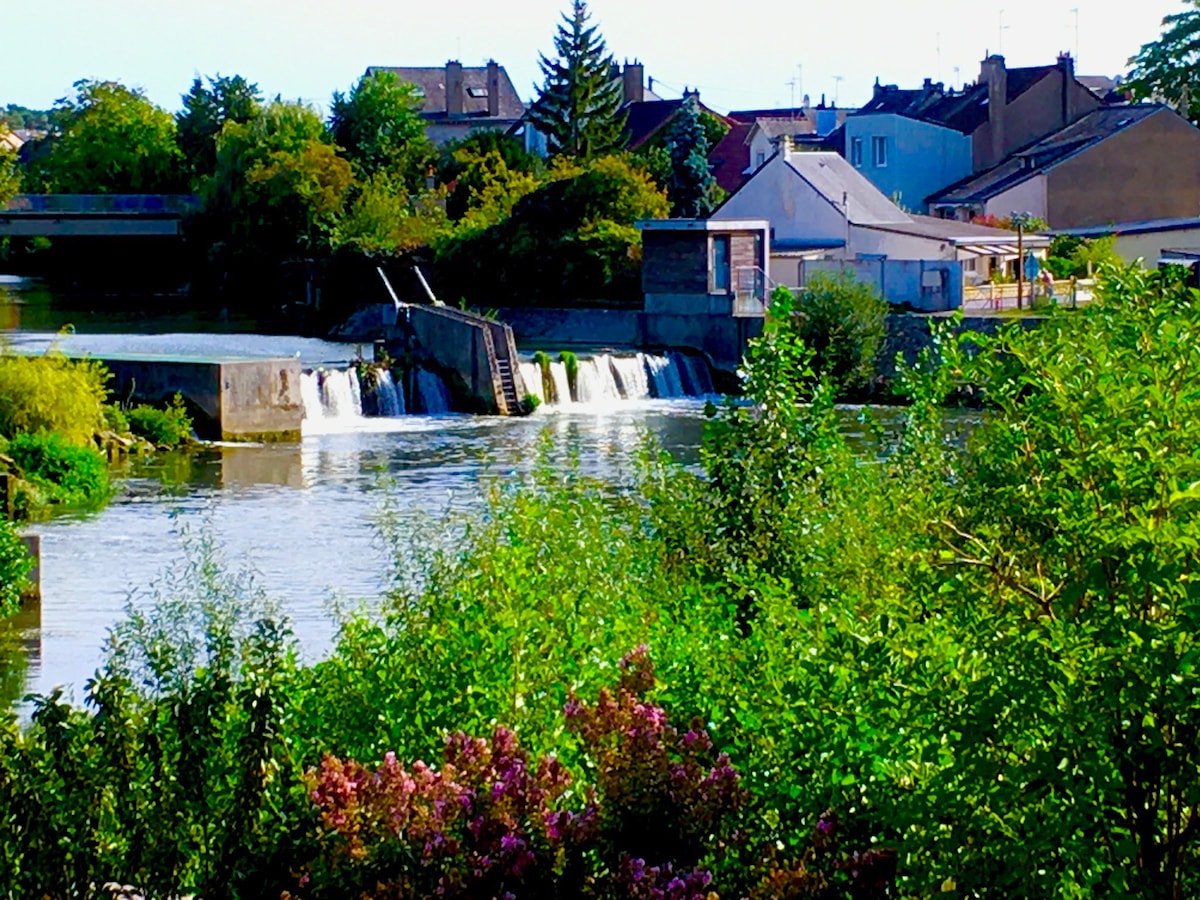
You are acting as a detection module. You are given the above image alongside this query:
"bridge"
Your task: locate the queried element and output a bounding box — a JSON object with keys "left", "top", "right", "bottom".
{"left": 0, "top": 194, "right": 197, "bottom": 237}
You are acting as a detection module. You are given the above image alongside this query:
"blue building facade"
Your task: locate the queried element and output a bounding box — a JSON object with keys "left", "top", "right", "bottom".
{"left": 843, "top": 114, "right": 972, "bottom": 213}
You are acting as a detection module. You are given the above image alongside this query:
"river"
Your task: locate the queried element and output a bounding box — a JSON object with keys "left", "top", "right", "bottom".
{"left": 0, "top": 279, "right": 727, "bottom": 699}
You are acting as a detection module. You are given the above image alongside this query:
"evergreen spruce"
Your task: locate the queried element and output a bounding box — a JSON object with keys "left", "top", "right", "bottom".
{"left": 664, "top": 96, "right": 719, "bottom": 217}
{"left": 527, "top": 0, "right": 627, "bottom": 159}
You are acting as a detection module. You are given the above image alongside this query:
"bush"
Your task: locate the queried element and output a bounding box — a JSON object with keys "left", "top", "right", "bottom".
{"left": 126, "top": 395, "right": 193, "bottom": 447}
{"left": 774, "top": 273, "right": 887, "bottom": 391}
{"left": 0, "top": 522, "right": 31, "bottom": 615}
{"left": 0, "top": 352, "right": 109, "bottom": 446}
{"left": 7, "top": 431, "right": 110, "bottom": 514}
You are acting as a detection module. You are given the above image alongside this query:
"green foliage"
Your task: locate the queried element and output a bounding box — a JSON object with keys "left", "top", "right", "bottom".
{"left": 126, "top": 395, "right": 193, "bottom": 448}
{"left": 22, "top": 79, "right": 184, "bottom": 193}
{"left": 1, "top": 105, "right": 51, "bottom": 133}
{"left": 663, "top": 97, "right": 720, "bottom": 217}
{"left": 1127, "top": 0, "right": 1200, "bottom": 125}
{"left": 329, "top": 69, "right": 431, "bottom": 187}
{"left": 441, "top": 146, "right": 541, "bottom": 226}
{"left": 331, "top": 173, "right": 448, "bottom": 257}
{"left": 527, "top": 0, "right": 627, "bottom": 159}
{"left": 199, "top": 100, "right": 351, "bottom": 264}
{"left": 1045, "top": 233, "right": 1122, "bottom": 278}
{"left": 0, "top": 527, "right": 302, "bottom": 896}
{"left": 0, "top": 138, "right": 19, "bottom": 206}
{"left": 434, "top": 154, "right": 668, "bottom": 306}
{"left": 7, "top": 431, "right": 110, "bottom": 514}
{"left": 0, "top": 352, "right": 109, "bottom": 446}
{"left": 778, "top": 272, "right": 888, "bottom": 390}
{"left": 177, "top": 74, "right": 262, "bottom": 182}
{"left": 559, "top": 350, "right": 578, "bottom": 399}
{"left": 0, "top": 524, "right": 32, "bottom": 616}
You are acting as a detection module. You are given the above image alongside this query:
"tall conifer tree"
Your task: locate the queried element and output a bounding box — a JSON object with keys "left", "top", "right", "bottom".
{"left": 527, "top": 0, "right": 627, "bottom": 159}
{"left": 664, "top": 96, "right": 719, "bottom": 217}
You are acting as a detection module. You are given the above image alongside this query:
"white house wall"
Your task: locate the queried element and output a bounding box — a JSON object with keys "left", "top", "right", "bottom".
{"left": 850, "top": 225, "right": 956, "bottom": 260}
{"left": 714, "top": 156, "right": 848, "bottom": 245}
{"left": 983, "top": 174, "right": 1049, "bottom": 223}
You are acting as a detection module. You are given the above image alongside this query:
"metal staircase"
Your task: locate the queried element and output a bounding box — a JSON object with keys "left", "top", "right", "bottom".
{"left": 494, "top": 356, "right": 521, "bottom": 413}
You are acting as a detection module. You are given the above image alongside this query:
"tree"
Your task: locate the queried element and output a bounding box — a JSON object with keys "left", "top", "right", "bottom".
{"left": 198, "top": 100, "right": 351, "bottom": 273}
{"left": 329, "top": 69, "right": 430, "bottom": 187}
{"left": 526, "top": 0, "right": 627, "bottom": 159}
{"left": 0, "top": 132, "right": 19, "bottom": 205}
{"left": 177, "top": 74, "right": 262, "bottom": 182}
{"left": 23, "top": 79, "right": 184, "bottom": 193}
{"left": 1127, "top": 0, "right": 1200, "bottom": 125}
{"left": 663, "top": 97, "right": 719, "bottom": 217}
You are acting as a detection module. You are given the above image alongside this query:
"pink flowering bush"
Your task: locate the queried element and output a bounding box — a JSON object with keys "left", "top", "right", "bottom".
{"left": 302, "top": 647, "right": 742, "bottom": 898}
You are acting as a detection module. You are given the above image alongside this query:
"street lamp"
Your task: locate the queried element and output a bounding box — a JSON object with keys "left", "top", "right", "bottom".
{"left": 1010, "top": 211, "right": 1035, "bottom": 310}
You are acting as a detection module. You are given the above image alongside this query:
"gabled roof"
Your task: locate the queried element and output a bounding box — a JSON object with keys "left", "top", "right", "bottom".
{"left": 366, "top": 64, "right": 526, "bottom": 121}
{"left": 852, "top": 65, "right": 1058, "bottom": 136}
{"left": 623, "top": 98, "right": 685, "bottom": 148}
{"left": 710, "top": 121, "right": 756, "bottom": 193}
{"left": 781, "top": 152, "right": 911, "bottom": 225}
{"left": 928, "top": 104, "right": 1168, "bottom": 205}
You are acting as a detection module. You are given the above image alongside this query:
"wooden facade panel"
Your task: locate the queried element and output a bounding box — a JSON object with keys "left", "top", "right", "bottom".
{"left": 642, "top": 232, "right": 708, "bottom": 294}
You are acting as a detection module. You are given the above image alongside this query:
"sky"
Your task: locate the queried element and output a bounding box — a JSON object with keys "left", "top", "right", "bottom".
{"left": 2, "top": 0, "right": 1183, "bottom": 116}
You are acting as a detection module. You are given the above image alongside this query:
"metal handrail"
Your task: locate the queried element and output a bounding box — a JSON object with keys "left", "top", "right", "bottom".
{"left": 732, "top": 265, "right": 775, "bottom": 317}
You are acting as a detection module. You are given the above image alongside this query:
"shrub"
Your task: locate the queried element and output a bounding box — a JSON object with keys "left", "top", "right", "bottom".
{"left": 7, "top": 431, "right": 110, "bottom": 514}
{"left": 0, "top": 522, "right": 31, "bottom": 615}
{"left": 0, "top": 352, "right": 109, "bottom": 445}
{"left": 126, "top": 394, "right": 193, "bottom": 447}
{"left": 775, "top": 273, "right": 887, "bottom": 391}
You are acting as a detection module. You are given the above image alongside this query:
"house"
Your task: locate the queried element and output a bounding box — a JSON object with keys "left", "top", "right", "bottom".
{"left": 366, "top": 60, "right": 526, "bottom": 146}
{"left": 711, "top": 144, "right": 1047, "bottom": 309}
{"left": 842, "top": 53, "right": 1102, "bottom": 210}
{"left": 709, "top": 101, "right": 847, "bottom": 195}
{"left": 0, "top": 130, "right": 21, "bottom": 153}
{"left": 927, "top": 105, "right": 1200, "bottom": 228}
{"left": 637, "top": 218, "right": 770, "bottom": 316}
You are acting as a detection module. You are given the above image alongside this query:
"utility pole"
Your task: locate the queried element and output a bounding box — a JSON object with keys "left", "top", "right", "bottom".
{"left": 1071, "top": 6, "right": 1080, "bottom": 68}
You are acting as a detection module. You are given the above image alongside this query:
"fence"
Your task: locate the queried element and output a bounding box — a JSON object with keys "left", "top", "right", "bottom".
{"left": 962, "top": 278, "right": 1096, "bottom": 313}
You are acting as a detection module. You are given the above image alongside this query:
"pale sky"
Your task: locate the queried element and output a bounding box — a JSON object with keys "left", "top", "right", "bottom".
{"left": 1, "top": 0, "right": 1182, "bottom": 115}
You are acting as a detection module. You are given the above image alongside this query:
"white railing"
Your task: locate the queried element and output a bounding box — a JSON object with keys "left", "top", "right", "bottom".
{"left": 732, "top": 265, "right": 774, "bottom": 317}
{"left": 962, "top": 278, "right": 1096, "bottom": 312}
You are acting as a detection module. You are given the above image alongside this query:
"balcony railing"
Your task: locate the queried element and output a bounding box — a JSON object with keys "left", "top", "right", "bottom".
{"left": 732, "top": 265, "right": 773, "bottom": 317}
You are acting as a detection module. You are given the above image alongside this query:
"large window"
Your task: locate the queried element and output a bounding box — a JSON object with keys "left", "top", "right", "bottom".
{"left": 872, "top": 135, "right": 888, "bottom": 167}
{"left": 850, "top": 137, "right": 863, "bottom": 167}
{"left": 711, "top": 235, "right": 731, "bottom": 292}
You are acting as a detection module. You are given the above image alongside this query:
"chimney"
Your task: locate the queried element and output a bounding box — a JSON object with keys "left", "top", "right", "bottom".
{"left": 445, "top": 60, "right": 464, "bottom": 117}
{"left": 873, "top": 77, "right": 883, "bottom": 99}
{"left": 486, "top": 59, "right": 501, "bottom": 118}
{"left": 1057, "top": 51, "right": 1075, "bottom": 126}
{"left": 623, "top": 60, "right": 644, "bottom": 105}
{"left": 980, "top": 54, "right": 1007, "bottom": 167}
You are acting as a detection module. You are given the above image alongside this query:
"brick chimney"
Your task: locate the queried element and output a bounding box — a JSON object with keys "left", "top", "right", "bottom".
{"left": 445, "top": 60, "right": 464, "bottom": 117}
{"left": 1057, "top": 51, "right": 1075, "bottom": 126}
{"left": 980, "top": 54, "right": 1007, "bottom": 168}
{"left": 486, "top": 60, "right": 501, "bottom": 117}
{"left": 623, "top": 60, "right": 644, "bottom": 105}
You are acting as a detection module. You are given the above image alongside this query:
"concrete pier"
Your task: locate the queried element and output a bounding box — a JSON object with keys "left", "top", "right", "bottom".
{"left": 19, "top": 533, "right": 39, "bottom": 602}
{"left": 96, "top": 354, "right": 304, "bottom": 441}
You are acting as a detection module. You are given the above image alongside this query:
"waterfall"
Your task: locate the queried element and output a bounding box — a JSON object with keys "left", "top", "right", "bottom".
{"left": 548, "top": 361, "right": 572, "bottom": 406}
{"left": 610, "top": 353, "right": 650, "bottom": 400}
{"left": 320, "top": 368, "right": 363, "bottom": 418}
{"left": 672, "top": 352, "right": 714, "bottom": 396}
{"left": 575, "top": 354, "right": 622, "bottom": 405}
{"left": 413, "top": 367, "right": 453, "bottom": 414}
{"left": 646, "top": 354, "right": 686, "bottom": 398}
{"left": 300, "top": 371, "right": 325, "bottom": 420}
{"left": 519, "top": 361, "right": 544, "bottom": 404}
{"left": 361, "top": 367, "right": 405, "bottom": 416}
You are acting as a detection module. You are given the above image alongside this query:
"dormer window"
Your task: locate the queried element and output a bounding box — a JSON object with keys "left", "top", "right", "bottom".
{"left": 467, "top": 86, "right": 489, "bottom": 98}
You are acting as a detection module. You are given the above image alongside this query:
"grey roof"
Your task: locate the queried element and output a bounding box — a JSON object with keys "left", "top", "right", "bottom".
{"left": 863, "top": 214, "right": 1050, "bottom": 246}
{"left": 1050, "top": 216, "right": 1200, "bottom": 237}
{"left": 783, "top": 152, "right": 911, "bottom": 225}
{"left": 365, "top": 64, "right": 526, "bottom": 121}
{"left": 928, "top": 105, "right": 1168, "bottom": 206}
{"left": 753, "top": 116, "right": 816, "bottom": 139}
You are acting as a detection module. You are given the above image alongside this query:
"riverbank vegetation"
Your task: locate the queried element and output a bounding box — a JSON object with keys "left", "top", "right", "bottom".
{"left": 1, "top": 265, "right": 1198, "bottom": 896}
